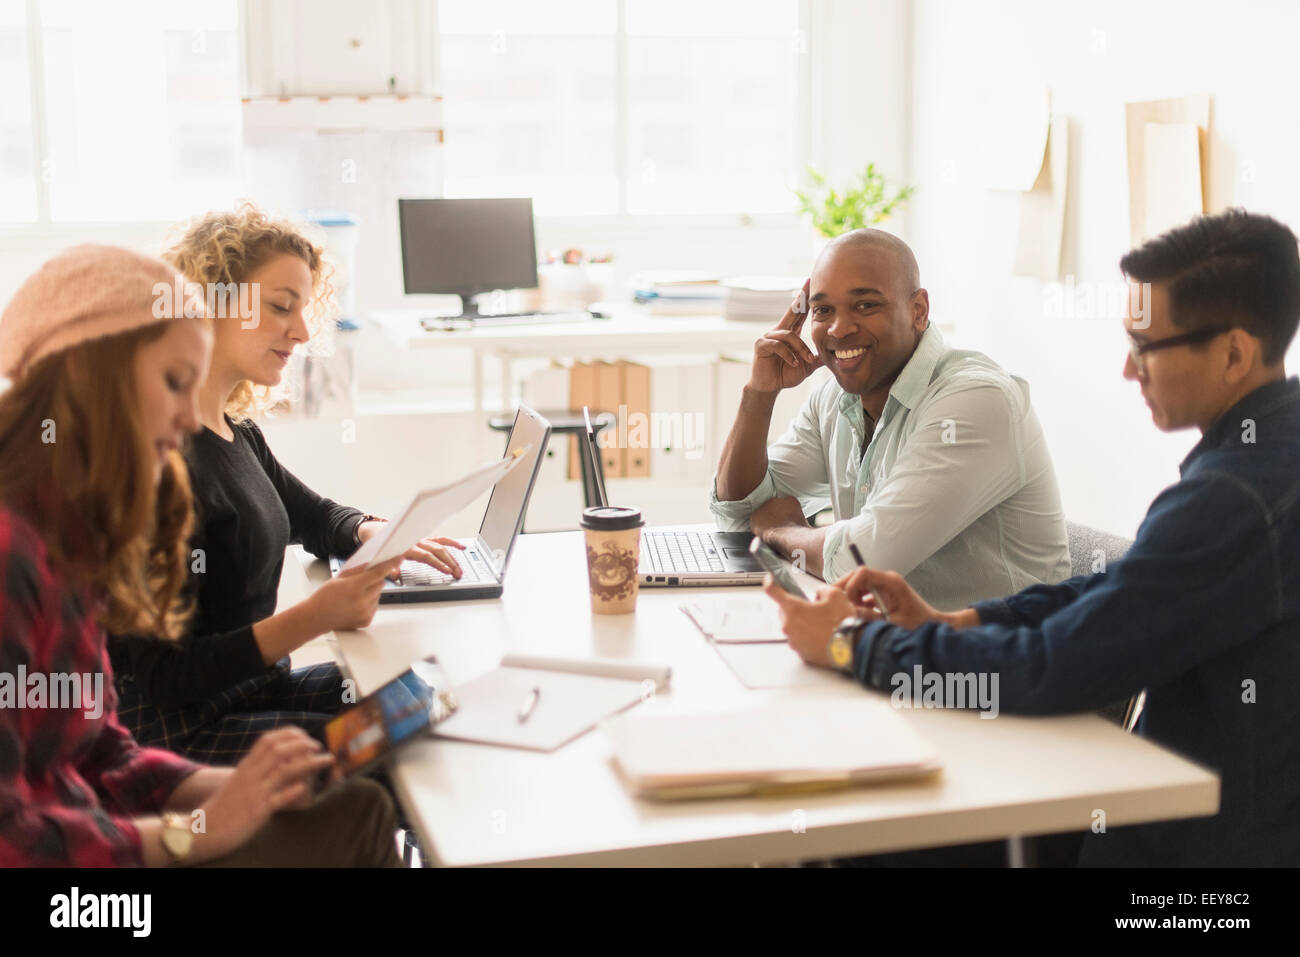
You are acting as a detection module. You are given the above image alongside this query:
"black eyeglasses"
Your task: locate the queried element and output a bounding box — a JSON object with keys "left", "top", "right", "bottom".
{"left": 1127, "top": 327, "right": 1231, "bottom": 372}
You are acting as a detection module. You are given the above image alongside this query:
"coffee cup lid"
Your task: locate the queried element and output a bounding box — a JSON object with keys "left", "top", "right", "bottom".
{"left": 580, "top": 506, "right": 644, "bottom": 531}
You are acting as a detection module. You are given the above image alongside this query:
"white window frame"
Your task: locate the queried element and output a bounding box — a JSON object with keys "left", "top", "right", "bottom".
{"left": 22, "top": 0, "right": 49, "bottom": 223}
{"left": 434, "top": 0, "right": 820, "bottom": 232}
{"left": 2, "top": 0, "right": 830, "bottom": 241}
{"left": 1, "top": 0, "right": 245, "bottom": 240}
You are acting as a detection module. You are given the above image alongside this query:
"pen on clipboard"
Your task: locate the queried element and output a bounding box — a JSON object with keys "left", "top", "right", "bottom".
{"left": 847, "top": 544, "right": 889, "bottom": 622}
{"left": 517, "top": 687, "right": 540, "bottom": 723}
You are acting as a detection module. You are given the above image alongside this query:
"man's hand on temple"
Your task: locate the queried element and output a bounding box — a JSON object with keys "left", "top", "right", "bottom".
{"left": 748, "top": 278, "right": 820, "bottom": 394}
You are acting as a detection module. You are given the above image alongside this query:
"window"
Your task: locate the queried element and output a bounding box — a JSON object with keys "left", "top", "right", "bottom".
{"left": 2, "top": 0, "right": 241, "bottom": 224}
{"left": 0, "top": 1, "right": 35, "bottom": 221}
{"left": 439, "top": 1, "right": 618, "bottom": 216}
{"left": 439, "top": 0, "right": 803, "bottom": 217}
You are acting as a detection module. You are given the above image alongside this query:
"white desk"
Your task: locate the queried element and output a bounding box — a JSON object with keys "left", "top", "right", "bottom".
{"left": 369, "top": 305, "right": 764, "bottom": 438}
{"left": 285, "top": 533, "right": 1218, "bottom": 867}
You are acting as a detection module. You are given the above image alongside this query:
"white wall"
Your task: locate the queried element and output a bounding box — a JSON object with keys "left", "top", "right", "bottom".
{"left": 810, "top": 0, "right": 911, "bottom": 199}
{"left": 906, "top": 0, "right": 1300, "bottom": 536}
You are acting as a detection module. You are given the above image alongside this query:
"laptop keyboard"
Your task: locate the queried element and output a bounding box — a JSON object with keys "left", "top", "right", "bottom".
{"left": 398, "top": 547, "right": 493, "bottom": 587}
{"left": 642, "top": 531, "right": 725, "bottom": 574}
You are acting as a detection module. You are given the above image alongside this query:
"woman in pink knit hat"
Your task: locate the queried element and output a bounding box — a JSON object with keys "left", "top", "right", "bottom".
{"left": 0, "top": 245, "right": 401, "bottom": 866}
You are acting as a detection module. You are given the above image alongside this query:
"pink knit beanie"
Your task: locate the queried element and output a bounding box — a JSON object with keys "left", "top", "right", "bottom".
{"left": 0, "top": 244, "right": 203, "bottom": 380}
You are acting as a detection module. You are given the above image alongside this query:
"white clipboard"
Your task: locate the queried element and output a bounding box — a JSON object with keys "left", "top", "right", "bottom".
{"left": 431, "top": 656, "right": 669, "bottom": 752}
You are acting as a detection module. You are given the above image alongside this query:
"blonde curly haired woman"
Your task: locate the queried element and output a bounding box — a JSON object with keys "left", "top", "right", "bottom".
{"left": 108, "top": 204, "right": 461, "bottom": 764}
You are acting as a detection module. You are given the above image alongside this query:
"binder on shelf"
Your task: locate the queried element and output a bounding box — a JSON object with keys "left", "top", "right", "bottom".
{"left": 595, "top": 360, "right": 625, "bottom": 478}
{"left": 646, "top": 358, "right": 706, "bottom": 481}
{"left": 620, "top": 360, "right": 652, "bottom": 478}
{"left": 522, "top": 361, "right": 569, "bottom": 411}
{"left": 568, "top": 360, "right": 597, "bottom": 480}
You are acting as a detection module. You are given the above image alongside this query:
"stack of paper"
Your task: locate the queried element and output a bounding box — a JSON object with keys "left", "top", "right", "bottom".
{"left": 605, "top": 697, "right": 942, "bottom": 799}
{"left": 631, "top": 271, "right": 727, "bottom": 315}
{"left": 723, "top": 276, "right": 802, "bottom": 323}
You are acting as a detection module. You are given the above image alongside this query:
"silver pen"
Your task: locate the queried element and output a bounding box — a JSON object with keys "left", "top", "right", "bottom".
{"left": 517, "top": 686, "right": 541, "bottom": 723}
{"left": 848, "top": 544, "right": 889, "bottom": 622}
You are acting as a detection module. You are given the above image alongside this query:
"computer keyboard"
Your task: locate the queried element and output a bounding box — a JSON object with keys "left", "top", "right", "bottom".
{"left": 398, "top": 547, "right": 493, "bottom": 586}
{"left": 642, "top": 531, "right": 725, "bottom": 574}
{"left": 420, "top": 312, "right": 594, "bottom": 331}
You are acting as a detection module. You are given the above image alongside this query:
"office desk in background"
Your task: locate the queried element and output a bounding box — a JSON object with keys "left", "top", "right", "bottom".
{"left": 369, "top": 305, "right": 764, "bottom": 439}
{"left": 281, "top": 534, "right": 1218, "bottom": 868}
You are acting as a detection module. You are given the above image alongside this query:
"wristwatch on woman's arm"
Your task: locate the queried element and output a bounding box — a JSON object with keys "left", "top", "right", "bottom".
{"left": 160, "top": 812, "right": 194, "bottom": 865}
{"left": 352, "top": 514, "right": 386, "bottom": 548}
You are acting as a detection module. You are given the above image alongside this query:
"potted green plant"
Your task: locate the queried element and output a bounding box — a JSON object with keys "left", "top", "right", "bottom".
{"left": 793, "top": 163, "right": 916, "bottom": 239}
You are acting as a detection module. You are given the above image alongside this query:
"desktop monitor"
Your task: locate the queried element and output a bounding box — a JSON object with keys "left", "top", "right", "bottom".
{"left": 398, "top": 197, "right": 539, "bottom": 317}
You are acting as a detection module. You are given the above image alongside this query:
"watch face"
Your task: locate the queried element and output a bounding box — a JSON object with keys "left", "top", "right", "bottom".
{"left": 162, "top": 818, "right": 193, "bottom": 860}
{"left": 830, "top": 635, "right": 853, "bottom": 669}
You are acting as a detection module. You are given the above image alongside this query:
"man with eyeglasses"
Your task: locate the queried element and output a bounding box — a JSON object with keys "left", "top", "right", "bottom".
{"left": 767, "top": 208, "right": 1300, "bottom": 866}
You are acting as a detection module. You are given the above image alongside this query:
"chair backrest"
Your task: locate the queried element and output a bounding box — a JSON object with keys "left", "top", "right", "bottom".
{"left": 1066, "top": 521, "right": 1133, "bottom": 578}
{"left": 1066, "top": 522, "right": 1141, "bottom": 731}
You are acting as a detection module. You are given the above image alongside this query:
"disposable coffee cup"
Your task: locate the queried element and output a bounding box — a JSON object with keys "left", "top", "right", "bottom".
{"left": 580, "top": 506, "right": 645, "bottom": 615}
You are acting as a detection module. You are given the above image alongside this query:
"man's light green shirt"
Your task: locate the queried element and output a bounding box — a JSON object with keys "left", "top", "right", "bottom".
{"left": 710, "top": 326, "right": 1071, "bottom": 608}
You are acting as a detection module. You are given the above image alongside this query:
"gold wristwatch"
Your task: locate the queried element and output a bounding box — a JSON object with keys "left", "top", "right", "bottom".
{"left": 829, "top": 617, "right": 865, "bottom": 673}
{"left": 160, "top": 811, "right": 194, "bottom": 864}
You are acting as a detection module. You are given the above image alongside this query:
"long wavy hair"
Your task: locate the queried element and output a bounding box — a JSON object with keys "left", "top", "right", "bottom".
{"left": 0, "top": 323, "right": 195, "bottom": 638}
{"left": 163, "top": 201, "right": 338, "bottom": 422}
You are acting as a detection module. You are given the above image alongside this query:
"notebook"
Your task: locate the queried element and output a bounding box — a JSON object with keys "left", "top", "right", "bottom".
{"left": 604, "top": 697, "right": 942, "bottom": 799}
{"left": 432, "top": 655, "right": 671, "bottom": 752}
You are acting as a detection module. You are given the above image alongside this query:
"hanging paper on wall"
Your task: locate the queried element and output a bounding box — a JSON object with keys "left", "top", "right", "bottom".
{"left": 1124, "top": 94, "right": 1211, "bottom": 244}
{"left": 1142, "top": 122, "right": 1204, "bottom": 240}
{"left": 1013, "top": 114, "right": 1070, "bottom": 281}
{"left": 975, "top": 82, "right": 1051, "bottom": 191}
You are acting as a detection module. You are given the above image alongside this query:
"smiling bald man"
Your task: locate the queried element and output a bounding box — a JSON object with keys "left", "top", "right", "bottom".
{"left": 710, "top": 228, "right": 1070, "bottom": 607}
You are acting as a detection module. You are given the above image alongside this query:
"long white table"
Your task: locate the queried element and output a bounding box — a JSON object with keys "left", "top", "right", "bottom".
{"left": 284, "top": 533, "right": 1218, "bottom": 867}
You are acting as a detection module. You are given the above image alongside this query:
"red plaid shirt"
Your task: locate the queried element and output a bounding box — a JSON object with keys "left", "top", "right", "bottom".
{"left": 0, "top": 505, "right": 201, "bottom": 866}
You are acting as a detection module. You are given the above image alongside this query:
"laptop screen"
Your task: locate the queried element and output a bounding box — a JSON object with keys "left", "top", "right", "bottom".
{"left": 581, "top": 407, "right": 609, "bottom": 508}
{"left": 478, "top": 407, "right": 551, "bottom": 571}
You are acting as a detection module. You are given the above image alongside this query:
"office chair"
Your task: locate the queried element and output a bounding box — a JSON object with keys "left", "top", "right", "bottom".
{"left": 1066, "top": 521, "right": 1142, "bottom": 732}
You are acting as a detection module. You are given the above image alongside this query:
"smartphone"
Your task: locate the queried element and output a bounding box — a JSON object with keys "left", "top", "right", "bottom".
{"left": 749, "top": 538, "right": 806, "bottom": 597}
{"left": 321, "top": 660, "right": 457, "bottom": 782}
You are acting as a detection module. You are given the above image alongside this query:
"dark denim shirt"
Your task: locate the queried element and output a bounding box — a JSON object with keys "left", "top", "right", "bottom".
{"left": 853, "top": 376, "right": 1300, "bottom": 866}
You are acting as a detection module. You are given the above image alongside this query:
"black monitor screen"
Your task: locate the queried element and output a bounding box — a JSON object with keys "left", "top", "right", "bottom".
{"left": 398, "top": 197, "right": 538, "bottom": 298}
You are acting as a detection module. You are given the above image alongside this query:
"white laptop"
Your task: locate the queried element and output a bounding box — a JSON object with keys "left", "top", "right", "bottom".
{"left": 329, "top": 406, "right": 551, "bottom": 603}
{"left": 579, "top": 409, "right": 765, "bottom": 587}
